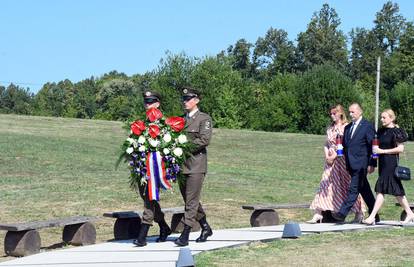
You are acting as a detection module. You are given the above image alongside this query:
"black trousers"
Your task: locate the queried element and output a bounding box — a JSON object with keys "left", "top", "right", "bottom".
{"left": 339, "top": 168, "right": 376, "bottom": 217}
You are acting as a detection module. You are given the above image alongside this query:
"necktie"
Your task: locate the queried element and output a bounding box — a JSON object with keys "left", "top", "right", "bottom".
{"left": 350, "top": 122, "right": 356, "bottom": 138}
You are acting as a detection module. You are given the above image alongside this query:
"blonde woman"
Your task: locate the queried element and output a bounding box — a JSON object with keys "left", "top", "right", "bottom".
{"left": 308, "top": 104, "right": 365, "bottom": 223}
{"left": 363, "top": 109, "right": 414, "bottom": 225}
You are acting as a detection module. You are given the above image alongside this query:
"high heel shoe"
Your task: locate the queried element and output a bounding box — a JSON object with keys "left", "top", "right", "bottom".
{"left": 306, "top": 214, "right": 323, "bottom": 224}
{"left": 362, "top": 218, "right": 375, "bottom": 226}
{"left": 401, "top": 214, "right": 414, "bottom": 224}
{"left": 351, "top": 213, "right": 364, "bottom": 224}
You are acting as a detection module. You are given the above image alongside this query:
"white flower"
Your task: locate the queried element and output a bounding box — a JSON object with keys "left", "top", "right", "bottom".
{"left": 173, "top": 147, "right": 183, "bottom": 157}
{"left": 126, "top": 147, "right": 134, "bottom": 154}
{"left": 178, "top": 134, "right": 187, "bottom": 144}
{"left": 126, "top": 137, "right": 135, "bottom": 144}
{"left": 138, "top": 146, "right": 146, "bottom": 152}
{"left": 163, "top": 148, "right": 170, "bottom": 155}
{"left": 132, "top": 140, "right": 138, "bottom": 148}
{"left": 138, "top": 135, "right": 146, "bottom": 144}
{"left": 163, "top": 133, "right": 172, "bottom": 143}
{"left": 149, "top": 139, "right": 159, "bottom": 147}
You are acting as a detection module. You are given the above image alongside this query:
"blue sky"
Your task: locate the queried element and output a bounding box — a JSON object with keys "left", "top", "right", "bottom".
{"left": 1, "top": 0, "right": 413, "bottom": 93}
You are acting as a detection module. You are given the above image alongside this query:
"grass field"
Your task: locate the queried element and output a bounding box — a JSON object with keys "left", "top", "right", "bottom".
{"left": 1, "top": 114, "right": 413, "bottom": 265}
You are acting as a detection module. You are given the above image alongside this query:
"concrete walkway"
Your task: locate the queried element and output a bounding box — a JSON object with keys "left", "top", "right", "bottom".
{"left": 0, "top": 221, "right": 411, "bottom": 267}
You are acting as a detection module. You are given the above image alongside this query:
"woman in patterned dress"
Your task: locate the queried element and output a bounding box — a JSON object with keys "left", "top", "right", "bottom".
{"left": 307, "top": 105, "right": 366, "bottom": 223}
{"left": 362, "top": 109, "right": 414, "bottom": 225}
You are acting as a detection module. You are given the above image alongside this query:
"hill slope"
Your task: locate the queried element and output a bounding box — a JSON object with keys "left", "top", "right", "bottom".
{"left": 1, "top": 114, "right": 413, "bottom": 263}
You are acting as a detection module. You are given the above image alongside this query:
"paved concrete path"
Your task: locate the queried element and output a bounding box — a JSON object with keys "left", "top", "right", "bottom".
{"left": 0, "top": 221, "right": 411, "bottom": 267}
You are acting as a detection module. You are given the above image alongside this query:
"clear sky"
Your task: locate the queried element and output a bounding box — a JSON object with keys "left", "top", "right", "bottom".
{"left": 1, "top": 0, "right": 413, "bottom": 93}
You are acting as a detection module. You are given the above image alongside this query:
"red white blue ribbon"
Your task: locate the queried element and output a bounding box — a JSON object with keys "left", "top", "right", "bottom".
{"left": 146, "top": 151, "right": 171, "bottom": 201}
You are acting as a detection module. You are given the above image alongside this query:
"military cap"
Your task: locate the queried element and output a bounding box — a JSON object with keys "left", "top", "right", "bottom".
{"left": 143, "top": 90, "right": 161, "bottom": 103}
{"left": 182, "top": 87, "right": 201, "bottom": 101}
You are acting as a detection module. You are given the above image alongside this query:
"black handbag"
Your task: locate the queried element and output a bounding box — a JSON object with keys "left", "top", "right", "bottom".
{"left": 393, "top": 131, "right": 411, "bottom": 181}
{"left": 394, "top": 165, "right": 411, "bottom": 181}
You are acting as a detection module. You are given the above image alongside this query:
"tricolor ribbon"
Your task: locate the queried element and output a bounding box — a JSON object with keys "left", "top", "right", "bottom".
{"left": 146, "top": 151, "right": 171, "bottom": 201}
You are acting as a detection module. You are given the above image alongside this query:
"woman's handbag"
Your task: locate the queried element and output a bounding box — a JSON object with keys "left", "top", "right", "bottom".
{"left": 393, "top": 130, "right": 411, "bottom": 181}
{"left": 394, "top": 165, "right": 411, "bottom": 181}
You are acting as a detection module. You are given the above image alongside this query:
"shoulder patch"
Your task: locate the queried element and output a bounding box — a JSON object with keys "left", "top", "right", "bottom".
{"left": 205, "top": 121, "right": 211, "bottom": 130}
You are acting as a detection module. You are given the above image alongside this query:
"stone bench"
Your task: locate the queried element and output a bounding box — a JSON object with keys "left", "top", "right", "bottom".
{"left": 242, "top": 203, "right": 309, "bottom": 226}
{"left": 395, "top": 203, "right": 414, "bottom": 220}
{"left": 0, "top": 216, "right": 98, "bottom": 257}
{"left": 103, "top": 207, "right": 200, "bottom": 240}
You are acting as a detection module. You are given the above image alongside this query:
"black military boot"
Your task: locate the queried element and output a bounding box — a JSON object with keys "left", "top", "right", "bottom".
{"left": 196, "top": 217, "right": 213, "bottom": 242}
{"left": 133, "top": 223, "right": 150, "bottom": 247}
{"left": 156, "top": 220, "right": 172, "bottom": 242}
{"left": 174, "top": 224, "right": 191, "bottom": 246}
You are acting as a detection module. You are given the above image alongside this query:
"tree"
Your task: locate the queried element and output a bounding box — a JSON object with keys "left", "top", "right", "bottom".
{"left": 350, "top": 2, "right": 408, "bottom": 91}
{"left": 389, "top": 81, "right": 414, "bottom": 139}
{"left": 0, "top": 84, "right": 33, "bottom": 114}
{"left": 226, "top": 38, "right": 253, "bottom": 76}
{"left": 349, "top": 27, "right": 383, "bottom": 82}
{"left": 0, "top": 86, "right": 4, "bottom": 111}
{"left": 94, "top": 78, "right": 139, "bottom": 120}
{"left": 33, "top": 82, "right": 67, "bottom": 116}
{"left": 191, "top": 56, "right": 250, "bottom": 129}
{"left": 297, "top": 3, "right": 348, "bottom": 71}
{"left": 247, "top": 74, "right": 301, "bottom": 132}
{"left": 390, "top": 22, "right": 414, "bottom": 83}
{"left": 151, "top": 52, "right": 196, "bottom": 116}
{"left": 298, "top": 64, "right": 360, "bottom": 134}
{"left": 65, "top": 78, "right": 98, "bottom": 118}
{"left": 253, "top": 28, "right": 298, "bottom": 77}
{"left": 374, "top": 1, "right": 406, "bottom": 54}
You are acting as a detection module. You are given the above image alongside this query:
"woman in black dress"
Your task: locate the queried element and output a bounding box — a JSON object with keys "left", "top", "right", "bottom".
{"left": 362, "top": 109, "right": 414, "bottom": 225}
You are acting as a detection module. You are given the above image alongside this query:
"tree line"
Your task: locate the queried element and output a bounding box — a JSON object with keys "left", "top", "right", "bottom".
{"left": 1, "top": 2, "right": 413, "bottom": 139}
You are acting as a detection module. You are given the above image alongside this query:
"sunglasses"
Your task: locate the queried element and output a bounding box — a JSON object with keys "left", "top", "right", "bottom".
{"left": 144, "top": 98, "right": 159, "bottom": 104}
{"left": 182, "top": 96, "right": 196, "bottom": 102}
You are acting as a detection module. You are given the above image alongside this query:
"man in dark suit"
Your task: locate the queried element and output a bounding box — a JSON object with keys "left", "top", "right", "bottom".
{"left": 332, "top": 103, "right": 379, "bottom": 222}
{"left": 175, "top": 87, "right": 213, "bottom": 246}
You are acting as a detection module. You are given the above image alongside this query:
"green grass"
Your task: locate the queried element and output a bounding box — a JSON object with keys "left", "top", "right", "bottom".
{"left": 197, "top": 228, "right": 414, "bottom": 267}
{"left": 1, "top": 114, "right": 414, "bottom": 265}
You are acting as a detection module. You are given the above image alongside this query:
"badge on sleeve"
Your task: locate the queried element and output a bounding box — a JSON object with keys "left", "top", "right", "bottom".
{"left": 205, "top": 121, "right": 211, "bottom": 130}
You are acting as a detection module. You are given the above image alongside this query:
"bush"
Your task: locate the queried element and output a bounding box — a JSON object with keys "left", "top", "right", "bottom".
{"left": 297, "top": 64, "right": 360, "bottom": 134}
{"left": 248, "top": 74, "right": 301, "bottom": 132}
{"left": 191, "top": 57, "right": 249, "bottom": 129}
{"left": 389, "top": 81, "right": 414, "bottom": 139}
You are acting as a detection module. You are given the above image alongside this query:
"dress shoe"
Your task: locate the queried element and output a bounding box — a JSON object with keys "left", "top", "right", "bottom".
{"left": 156, "top": 220, "right": 172, "bottom": 242}
{"left": 196, "top": 217, "right": 213, "bottom": 242}
{"left": 306, "top": 214, "right": 323, "bottom": 224}
{"left": 401, "top": 214, "right": 414, "bottom": 224}
{"left": 362, "top": 218, "right": 375, "bottom": 226}
{"left": 331, "top": 212, "right": 345, "bottom": 223}
{"left": 175, "top": 224, "right": 191, "bottom": 246}
{"left": 133, "top": 224, "right": 150, "bottom": 247}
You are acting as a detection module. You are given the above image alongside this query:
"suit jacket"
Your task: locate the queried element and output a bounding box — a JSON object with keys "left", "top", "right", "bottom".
{"left": 343, "top": 118, "right": 377, "bottom": 171}
{"left": 182, "top": 110, "right": 213, "bottom": 174}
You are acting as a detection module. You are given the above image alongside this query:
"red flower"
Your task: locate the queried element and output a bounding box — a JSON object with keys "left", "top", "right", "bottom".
{"left": 165, "top": 116, "right": 185, "bottom": 132}
{"left": 131, "top": 120, "right": 146, "bottom": 135}
{"left": 148, "top": 124, "right": 160, "bottom": 139}
{"left": 146, "top": 108, "right": 163, "bottom": 122}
